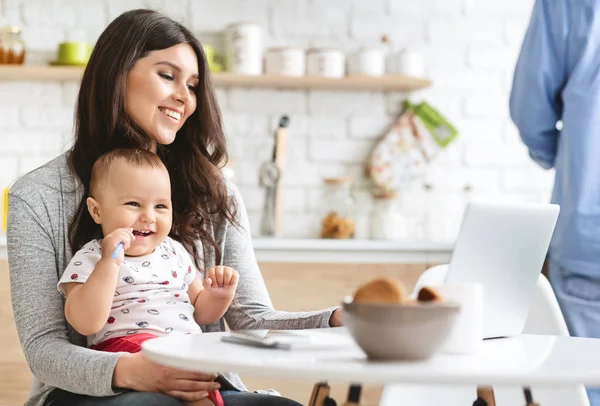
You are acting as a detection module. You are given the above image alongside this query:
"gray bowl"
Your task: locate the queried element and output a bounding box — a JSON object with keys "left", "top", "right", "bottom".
{"left": 343, "top": 299, "right": 460, "bottom": 361}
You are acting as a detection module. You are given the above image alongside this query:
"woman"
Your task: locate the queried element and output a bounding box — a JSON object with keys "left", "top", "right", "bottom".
{"left": 7, "top": 9, "right": 343, "bottom": 406}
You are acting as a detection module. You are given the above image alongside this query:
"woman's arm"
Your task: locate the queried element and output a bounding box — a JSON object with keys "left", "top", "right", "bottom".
{"left": 7, "top": 190, "right": 122, "bottom": 397}
{"left": 221, "top": 183, "right": 339, "bottom": 331}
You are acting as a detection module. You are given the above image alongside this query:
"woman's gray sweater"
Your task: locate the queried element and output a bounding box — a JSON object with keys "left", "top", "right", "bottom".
{"left": 7, "top": 153, "right": 335, "bottom": 406}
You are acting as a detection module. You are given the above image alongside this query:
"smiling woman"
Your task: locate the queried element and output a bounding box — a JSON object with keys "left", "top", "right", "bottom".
{"left": 7, "top": 8, "right": 339, "bottom": 406}
{"left": 126, "top": 52, "right": 199, "bottom": 149}
{"left": 69, "top": 9, "right": 233, "bottom": 265}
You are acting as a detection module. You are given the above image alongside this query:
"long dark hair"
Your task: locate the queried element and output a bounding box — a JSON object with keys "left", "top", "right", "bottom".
{"left": 68, "top": 9, "right": 236, "bottom": 266}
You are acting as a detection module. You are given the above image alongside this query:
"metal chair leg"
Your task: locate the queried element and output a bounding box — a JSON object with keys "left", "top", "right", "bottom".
{"left": 472, "top": 386, "right": 541, "bottom": 406}
{"left": 308, "top": 382, "right": 364, "bottom": 406}
{"left": 524, "top": 386, "right": 540, "bottom": 406}
{"left": 343, "top": 384, "right": 362, "bottom": 406}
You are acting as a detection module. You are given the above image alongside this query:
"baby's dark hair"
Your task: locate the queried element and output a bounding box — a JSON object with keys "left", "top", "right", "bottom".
{"left": 89, "top": 148, "right": 168, "bottom": 197}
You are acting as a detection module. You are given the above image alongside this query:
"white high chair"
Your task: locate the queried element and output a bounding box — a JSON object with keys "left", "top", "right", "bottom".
{"left": 379, "top": 265, "right": 590, "bottom": 406}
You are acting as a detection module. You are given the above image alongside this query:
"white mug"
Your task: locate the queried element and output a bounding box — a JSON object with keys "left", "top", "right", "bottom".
{"left": 427, "top": 282, "right": 484, "bottom": 355}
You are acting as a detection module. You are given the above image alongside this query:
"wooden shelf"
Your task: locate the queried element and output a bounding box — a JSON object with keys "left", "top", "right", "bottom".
{"left": 212, "top": 72, "right": 431, "bottom": 91}
{"left": 0, "top": 65, "right": 85, "bottom": 81}
{"left": 0, "top": 65, "right": 431, "bottom": 91}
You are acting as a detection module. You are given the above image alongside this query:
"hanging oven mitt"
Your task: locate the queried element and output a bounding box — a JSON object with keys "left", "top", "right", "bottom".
{"left": 368, "top": 100, "right": 458, "bottom": 192}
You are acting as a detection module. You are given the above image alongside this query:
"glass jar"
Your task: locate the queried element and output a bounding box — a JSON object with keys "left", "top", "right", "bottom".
{"left": 0, "top": 26, "right": 26, "bottom": 64}
{"left": 369, "top": 190, "right": 407, "bottom": 240}
{"left": 319, "top": 177, "right": 356, "bottom": 239}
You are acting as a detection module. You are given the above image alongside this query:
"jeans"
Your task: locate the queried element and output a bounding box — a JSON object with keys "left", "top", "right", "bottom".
{"left": 549, "top": 259, "right": 600, "bottom": 406}
{"left": 45, "top": 389, "right": 303, "bottom": 406}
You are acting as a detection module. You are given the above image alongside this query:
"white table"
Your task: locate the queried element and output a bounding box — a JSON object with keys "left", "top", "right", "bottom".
{"left": 142, "top": 328, "right": 600, "bottom": 405}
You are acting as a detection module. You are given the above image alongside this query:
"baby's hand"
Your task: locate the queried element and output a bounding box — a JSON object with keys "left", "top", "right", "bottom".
{"left": 203, "top": 266, "right": 239, "bottom": 299}
{"left": 101, "top": 227, "right": 134, "bottom": 264}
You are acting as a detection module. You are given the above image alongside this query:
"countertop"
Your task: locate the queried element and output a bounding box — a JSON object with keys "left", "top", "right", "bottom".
{"left": 0, "top": 235, "right": 453, "bottom": 264}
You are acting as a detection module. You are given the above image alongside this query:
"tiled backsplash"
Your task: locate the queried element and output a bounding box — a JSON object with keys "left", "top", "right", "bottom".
{"left": 0, "top": 0, "right": 553, "bottom": 241}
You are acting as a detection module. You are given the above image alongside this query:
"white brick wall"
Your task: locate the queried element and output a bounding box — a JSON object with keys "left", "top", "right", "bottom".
{"left": 0, "top": 0, "right": 553, "bottom": 241}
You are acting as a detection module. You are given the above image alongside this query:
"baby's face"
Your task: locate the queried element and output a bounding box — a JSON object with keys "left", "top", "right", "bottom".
{"left": 95, "top": 160, "right": 172, "bottom": 257}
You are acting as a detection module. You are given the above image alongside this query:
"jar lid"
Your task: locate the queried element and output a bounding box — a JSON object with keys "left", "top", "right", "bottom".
{"left": 0, "top": 25, "right": 21, "bottom": 34}
{"left": 372, "top": 189, "right": 398, "bottom": 199}
{"left": 323, "top": 176, "right": 353, "bottom": 185}
{"left": 266, "top": 46, "right": 304, "bottom": 52}
{"left": 307, "top": 47, "right": 342, "bottom": 54}
{"left": 226, "top": 21, "right": 260, "bottom": 28}
{"left": 357, "top": 45, "right": 383, "bottom": 52}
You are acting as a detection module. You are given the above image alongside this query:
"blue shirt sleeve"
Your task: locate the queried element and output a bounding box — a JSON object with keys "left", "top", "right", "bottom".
{"left": 509, "top": 0, "right": 568, "bottom": 169}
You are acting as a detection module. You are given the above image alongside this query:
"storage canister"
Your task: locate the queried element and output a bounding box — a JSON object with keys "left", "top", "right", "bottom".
{"left": 319, "top": 177, "right": 356, "bottom": 239}
{"left": 369, "top": 190, "right": 407, "bottom": 240}
{"left": 0, "top": 26, "right": 25, "bottom": 64}
{"left": 224, "top": 22, "right": 263, "bottom": 75}
{"left": 348, "top": 47, "right": 385, "bottom": 76}
{"left": 307, "top": 48, "right": 345, "bottom": 78}
{"left": 392, "top": 49, "right": 425, "bottom": 77}
{"left": 265, "top": 47, "right": 305, "bottom": 77}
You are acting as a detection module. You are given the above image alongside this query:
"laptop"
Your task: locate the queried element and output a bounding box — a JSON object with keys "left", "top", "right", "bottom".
{"left": 444, "top": 202, "right": 560, "bottom": 339}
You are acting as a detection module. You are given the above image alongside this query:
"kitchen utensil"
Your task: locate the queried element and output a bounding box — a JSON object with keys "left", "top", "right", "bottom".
{"left": 273, "top": 115, "right": 289, "bottom": 235}
{"left": 259, "top": 161, "right": 280, "bottom": 236}
{"left": 259, "top": 116, "right": 290, "bottom": 236}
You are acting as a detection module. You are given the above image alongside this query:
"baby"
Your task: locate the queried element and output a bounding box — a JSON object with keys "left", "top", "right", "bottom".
{"left": 58, "top": 148, "right": 238, "bottom": 406}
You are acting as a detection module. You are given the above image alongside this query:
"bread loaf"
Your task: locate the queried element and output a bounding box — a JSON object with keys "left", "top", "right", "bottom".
{"left": 353, "top": 277, "right": 405, "bottom": 304}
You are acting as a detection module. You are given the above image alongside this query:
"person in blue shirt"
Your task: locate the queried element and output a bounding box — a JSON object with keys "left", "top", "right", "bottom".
{"left": 510, "top": 0, "right": 600, "bottom": 404}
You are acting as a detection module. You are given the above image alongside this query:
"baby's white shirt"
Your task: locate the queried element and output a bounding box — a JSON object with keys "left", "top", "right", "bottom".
{"left": 58, "top": 236, "right": 201, "bottom": 346}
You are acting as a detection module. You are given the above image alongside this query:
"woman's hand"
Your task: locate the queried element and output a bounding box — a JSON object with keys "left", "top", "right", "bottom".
{"left": 329, "top": 308, "right": 344, "bottom": 327}
{"left": 113, "top": 352, "right": 221, "bottom": 402}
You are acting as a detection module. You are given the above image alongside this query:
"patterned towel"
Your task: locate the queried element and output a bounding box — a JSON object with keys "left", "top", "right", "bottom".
{"left": 368, "top": 101, "right": 458, "bottom": 192}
